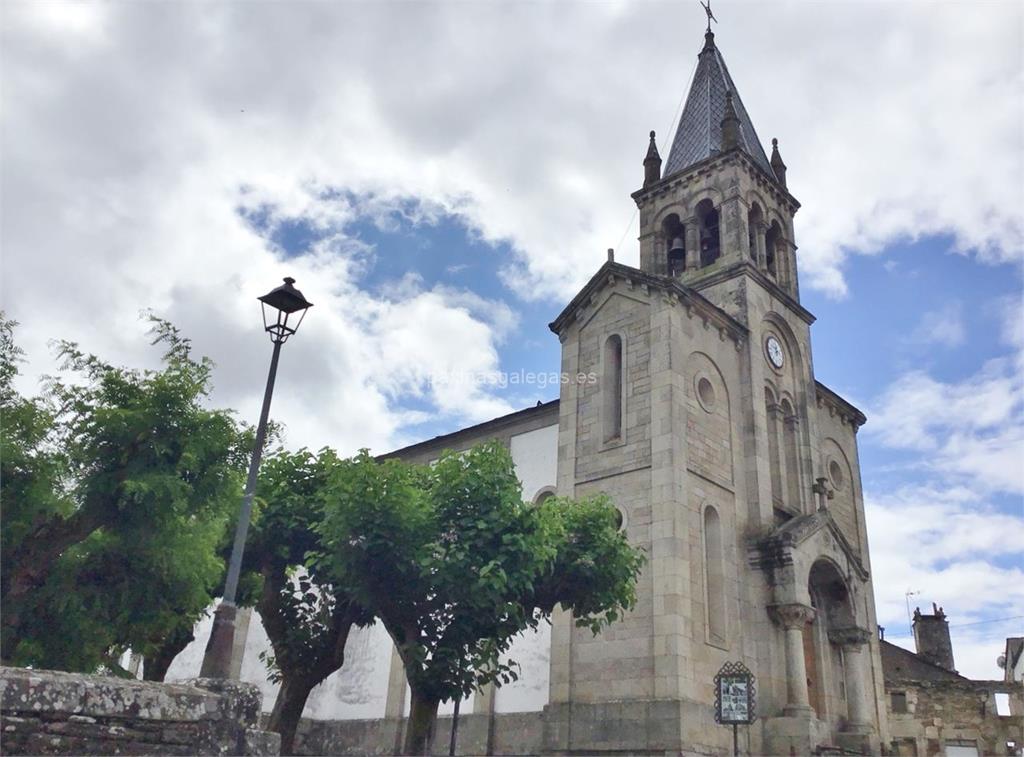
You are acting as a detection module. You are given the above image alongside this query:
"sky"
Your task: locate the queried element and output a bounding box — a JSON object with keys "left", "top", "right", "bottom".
{"left": 2, "top": 0, "right": 1022, "bottom": 681}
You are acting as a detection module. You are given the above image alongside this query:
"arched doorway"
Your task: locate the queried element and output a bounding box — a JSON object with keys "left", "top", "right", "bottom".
{"left": 807, "top": 560, "right": 855, "bottom": 720}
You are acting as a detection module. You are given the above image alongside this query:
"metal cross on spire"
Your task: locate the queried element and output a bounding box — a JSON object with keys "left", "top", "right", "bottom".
{"left": 700, "top": 0, "right": 718, "bottom": 33}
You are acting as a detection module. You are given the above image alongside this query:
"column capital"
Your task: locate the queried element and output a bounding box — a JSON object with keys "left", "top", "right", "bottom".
{"left": 769, "top": 602, "right": 816, "bottom": 630}
{"left": 828, "top": 626, "right": 872, "bottom": 650}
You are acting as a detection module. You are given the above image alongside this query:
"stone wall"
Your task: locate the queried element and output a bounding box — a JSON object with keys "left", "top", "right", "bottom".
{"left": 0, "top": 667, "right": 279, "bottom": 756}
{"left": 293, "top": 711, "right": 543, "bottom": 756}
{"left": 885, "top": 677, "right": 1024, "bottom": 756}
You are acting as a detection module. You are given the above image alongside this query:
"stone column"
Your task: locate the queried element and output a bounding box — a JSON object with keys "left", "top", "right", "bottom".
{"left": 384, "top": 647, "right": 407, "bottom": 718}
{"left": 638, "top": 228, "right": 658, "bottom": 275}
{"left": 829, "top": 627, "right": 874, "bottom": 733}
{"left": 685, "top": 222, "right": 700, "bottom": 271}
{"left": 770, "top": 603, "right": 816, "bottom": 716}
{"left": 720, "top": 195, "right": 747, "bottom": 264}
{"left": 755, "top": 222, "right": 768, "bottom": 269}
{"left": 228, "top": 607, "right": 253, "bottom": 679}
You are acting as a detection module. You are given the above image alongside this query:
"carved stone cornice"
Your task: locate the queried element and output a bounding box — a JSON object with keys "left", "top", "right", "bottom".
{"left": 828, "top": 626, "right": 872, "bottom": 650}
{"left": 750, "top": 510, "right": 869, "bottom": 581}
{"left": 769, "top": 603, "right": 816, "bottom": 630}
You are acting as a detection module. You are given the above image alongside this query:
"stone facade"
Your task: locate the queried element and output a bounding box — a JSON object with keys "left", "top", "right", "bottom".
{"left": 0, "top": 667, "right": 279, "bottom": 755}
{"left": 541, "top": 27, "right": 886, "bottom": 756}
{"left": 175, "top": 24, "right": 892, "bottom": 756}
{"left": 293, "top": 712, "right": 543, "bottom": 756}
{"left": 881, "top": 639, "right": 1024, "bottom": 756}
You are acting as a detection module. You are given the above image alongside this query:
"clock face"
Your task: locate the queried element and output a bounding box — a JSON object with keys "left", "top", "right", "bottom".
{"left": 766, "top": 336, "right": 784, "bottom": 369}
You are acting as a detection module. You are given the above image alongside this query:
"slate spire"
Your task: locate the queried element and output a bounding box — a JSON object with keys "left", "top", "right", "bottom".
{"left": 664, "top": 29, "right": 776, "bottom": 182}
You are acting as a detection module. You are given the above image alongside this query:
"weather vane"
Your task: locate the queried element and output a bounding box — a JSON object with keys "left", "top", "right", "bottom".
{"left": 700, "top": 0, "right": 718, "bottom": 33}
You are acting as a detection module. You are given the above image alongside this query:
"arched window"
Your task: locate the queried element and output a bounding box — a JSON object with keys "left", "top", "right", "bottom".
{"left": 703, "top": 505, "right": 726, "bottom": 644}
{"left": 765, "top": 220, "right": 782, "bottom": 277}
{"left": 662, "top": 214, "right": 686, "bottom": 276}
{"left": 603, "top": 334, "right": 623, "bottom": 442}
{"left": 766, "top": 388, "right": 784, "bottom": 508}
{"left": 747, "top": 204, "right": 764, "bottom": 262}
{"left": 533, "top": 489, "right": 556, "bottom": 506}
{"left": 696, "top": 199, "right": 720, "bottom": 267}
{"left": 781, "top": 398, "right": 801, "bottom": 511}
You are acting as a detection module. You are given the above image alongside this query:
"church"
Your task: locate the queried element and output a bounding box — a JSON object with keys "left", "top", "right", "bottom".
{"left": 171, "top": 21, "right": 890, "bottom": 757}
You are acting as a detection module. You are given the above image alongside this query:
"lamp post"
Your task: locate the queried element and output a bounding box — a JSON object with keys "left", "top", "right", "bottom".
{"left": 200, "top": 277, "right": 313, "bottom": 679}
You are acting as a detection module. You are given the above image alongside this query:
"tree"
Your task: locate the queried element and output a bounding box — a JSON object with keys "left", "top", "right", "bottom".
{"left": 244, "top": 447, "right": 373, "bottom": 755}
{"left": 1, "top": 317, "right": 246, "bottom": 665}
{"left": 317, "top": 442, "right": 645, "bottom": 755}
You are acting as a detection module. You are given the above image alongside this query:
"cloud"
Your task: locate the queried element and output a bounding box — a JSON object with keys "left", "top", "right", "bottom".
{"left": 866, "top": 485, "right": 1024, "bottom": 679}
{"left": 910, "top": 302, "right": 966, "bottom": 348}
{"left": 867, "top": 352, "right": 1023, "bottom": 494}
{"left": 865, "top": 300, "right": 1024, "bottom": 678}
{"left": 1, "top": 3, "right": 1019, "bottom": 298}
{"left": 2, "top": 0, "right": 1022, "bottom": 454}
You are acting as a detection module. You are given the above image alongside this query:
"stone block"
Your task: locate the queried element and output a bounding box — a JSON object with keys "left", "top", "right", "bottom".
{"left": 762, "top": 713, "right": 831, "bottom": 756}
{"left": 0, "top": 667, "right": 279, "bottom": 756}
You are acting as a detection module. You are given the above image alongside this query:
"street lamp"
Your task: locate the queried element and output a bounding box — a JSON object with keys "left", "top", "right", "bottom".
{"left": 200, "top": 277, "right": 313, "bottom": 679}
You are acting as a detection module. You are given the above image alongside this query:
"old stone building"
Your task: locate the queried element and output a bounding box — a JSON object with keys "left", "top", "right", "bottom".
{"left": 170, "top": 25, "right": 891, "bottom": 756}
{"left": 882, "top": 606, "right": 1023, "bottom": 756}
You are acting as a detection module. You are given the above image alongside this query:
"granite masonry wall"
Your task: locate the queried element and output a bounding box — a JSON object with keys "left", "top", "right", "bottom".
{"left": 885, "top": 678, "right": 1024, "bottom": 756}
{"left": 0, "top": 667, "right": 279, "bottom": 756}
{"left": 293, "top": 711, "right": 543, "bottom": 756}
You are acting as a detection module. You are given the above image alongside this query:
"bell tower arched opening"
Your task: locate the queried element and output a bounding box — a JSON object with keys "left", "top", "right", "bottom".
{"left": 662, "top": 213, "right": 686, "bottom": 277}
{"left": 696, "top": 199, "right": 721, "bottom": 267}
{"left": 765, "top": 220, "right": 782, "bottom": 277}
{"left": 747, "top": 203, "right": 764, "bottom": 263}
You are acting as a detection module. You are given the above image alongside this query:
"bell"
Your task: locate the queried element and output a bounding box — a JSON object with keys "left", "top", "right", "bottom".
{"left": 669, "top": 236, "right": 685, "bottom": 254}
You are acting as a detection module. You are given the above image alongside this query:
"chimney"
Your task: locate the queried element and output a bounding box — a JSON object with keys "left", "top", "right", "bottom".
{"left": 912, "top": 603, "right": 956, "bottom": 672}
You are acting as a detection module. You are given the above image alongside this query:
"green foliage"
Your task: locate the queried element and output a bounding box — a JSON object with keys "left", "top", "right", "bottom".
{"left": 249, "top": 447, "right": 373, "bottom": 683}
{"left": 1, "top": 315, "right": 247, "bottom": 669}
{"left": 244, "top": 447, "right": 372, "bottom": 753}
{"left": 43, "top": 319, "right": 245, "bottom": 533}
{"left": 533, "top": 493, "right": 646, "bottom": 633}
{"left": 0, "top": 316, "right": 71, "bottom": 559}
{"left": 317, "top": 442, "right": 645, "bottom": 705}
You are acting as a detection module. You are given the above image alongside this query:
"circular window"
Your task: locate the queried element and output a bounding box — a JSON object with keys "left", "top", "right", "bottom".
{"left": 828, "top": 459, "right": 845, "bottom": 489}
{"left": 696, "top": 376, "right": 717, "bottom": 412}
{"left": 613, "top": 508, "right": 625, "bottom": 530}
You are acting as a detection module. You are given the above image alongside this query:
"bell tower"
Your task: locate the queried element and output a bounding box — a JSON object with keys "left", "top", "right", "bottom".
{"left": 633, "top": 28, "right": 802, "bottom": 324}
{"left": 546, "top": 19, "right": 886, "bottom": 757}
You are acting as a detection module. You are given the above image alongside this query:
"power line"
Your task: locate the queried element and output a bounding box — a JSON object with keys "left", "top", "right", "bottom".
{"left": 613, "top": 51, "right": 698, "bottom": 257}
{"left": 948, "top": 615, "right": 1024, "bottom": 629}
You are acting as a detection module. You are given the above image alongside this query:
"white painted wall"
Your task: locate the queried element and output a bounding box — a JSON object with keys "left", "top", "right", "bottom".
{"left": 510, "top": 424, "right": 558, "bottom": 504}
{"left": 494, "top": 622, "right": 552, "bottom": 713}
{"left": 166, "top": 610, "right": 392, "bottom": 720}
{"left": 495, "top": 423, "right": 559, "bottom": 713}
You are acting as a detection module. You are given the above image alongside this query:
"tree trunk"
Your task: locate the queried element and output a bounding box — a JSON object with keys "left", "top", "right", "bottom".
{"left": 267, "top": 675, "right": 318, "bottom": 755}
{"left": 143, "top": 624, "right": 195, "bottom": 682}
{"left": 1, "top": 501, "right": 112, "bottom": 657}
{"left": 403, "top": 689, "right": 440, "bottom": 756}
